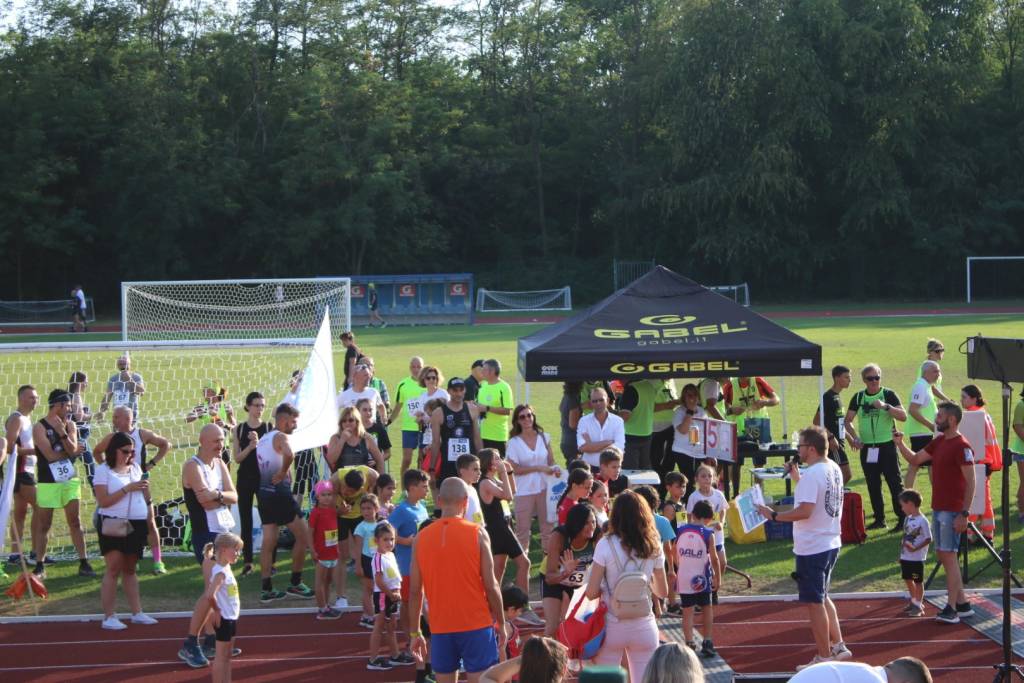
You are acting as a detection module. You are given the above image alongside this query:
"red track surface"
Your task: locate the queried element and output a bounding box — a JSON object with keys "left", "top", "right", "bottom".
{"left": 716, "top": 597, "right": 1023, "bottom": 681}
{"left": 1, "top": 598, "right": 1016, "bottom": 681}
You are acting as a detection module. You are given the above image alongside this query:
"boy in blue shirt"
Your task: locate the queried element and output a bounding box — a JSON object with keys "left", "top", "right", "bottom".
{"left": 387, "top": 469, "right": 430, "bottom": 672}
{"left": 676, "top": 500, "right": 721, "bottom": 658}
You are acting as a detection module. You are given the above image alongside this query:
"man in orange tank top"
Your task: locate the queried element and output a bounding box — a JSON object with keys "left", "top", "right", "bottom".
{"left": 409, "top": 478, "right": 504, "bottom": 682}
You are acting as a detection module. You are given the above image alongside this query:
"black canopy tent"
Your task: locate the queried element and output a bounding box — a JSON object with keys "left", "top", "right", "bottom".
{"left": 517, "top": 266, "right": 822, "bottom": 383}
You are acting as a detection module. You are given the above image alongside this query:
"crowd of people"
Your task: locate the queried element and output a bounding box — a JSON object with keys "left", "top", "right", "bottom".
{"left": 1, "top": 331, "right": 1018, "bottom": 683}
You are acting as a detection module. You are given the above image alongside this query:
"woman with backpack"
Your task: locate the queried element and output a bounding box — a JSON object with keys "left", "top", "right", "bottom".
{"left": 584, "top": 489, "right": 669, "bottom": 680}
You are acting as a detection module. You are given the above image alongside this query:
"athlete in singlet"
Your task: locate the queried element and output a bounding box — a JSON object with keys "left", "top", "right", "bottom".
{"left": 428, "top": 377, "right": 482, "bottom": 485}
{"left": 541, "top": 501, "right": 599, "bottom": 637}
{"left": 255, "top": 403, "right": 315, "bottom": 602}
{"left": 32, "top": 389, "right": 93, "bottom": 577}
{"left": 4, "top": 385, "right": 38, "bottom": 563}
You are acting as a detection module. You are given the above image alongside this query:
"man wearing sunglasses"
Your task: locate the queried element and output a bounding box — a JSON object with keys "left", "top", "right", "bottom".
{"left": 844, "top": 364, "right": 908, "bottom": 531}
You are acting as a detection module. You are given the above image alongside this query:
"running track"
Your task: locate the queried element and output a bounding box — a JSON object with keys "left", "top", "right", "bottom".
{"left": 1, "top": 597, "right": 1018, "bottom": 681}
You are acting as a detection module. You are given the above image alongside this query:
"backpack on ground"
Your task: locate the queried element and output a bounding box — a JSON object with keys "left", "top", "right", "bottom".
{"left": 604, "top": 540, "right": 653, "bottom": 620}
{"left": 841, "top": 490, "right": 867, "bottom": 545}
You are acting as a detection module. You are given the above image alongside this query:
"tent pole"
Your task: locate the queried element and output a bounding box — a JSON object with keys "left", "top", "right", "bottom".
{"left": 525, "top": 377, "right": 531, "bottom": 403}
{"left": 819, "top": 375, "right": 826, "bottom": 433}
{"left": 779, "top": 377, "right": 788, "bottom": 441}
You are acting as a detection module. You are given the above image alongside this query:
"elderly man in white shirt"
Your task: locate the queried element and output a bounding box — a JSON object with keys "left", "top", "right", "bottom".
{"left": 575, "top": 387, "right": 625, "bottom": 469}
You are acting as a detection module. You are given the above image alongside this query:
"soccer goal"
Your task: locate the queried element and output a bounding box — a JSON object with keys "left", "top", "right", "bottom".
{"left": 122, "top": 278, "right": 351, "bottom": 342}
{"left": 0, "top": 298, "right": 96, "bottom": 327}
{"left": 0, "top": 339, "right": 331, "bottom": 561}
{"left": 476, "top": 287, "right": 572, "bottom": 313}
{"left": 707, "top": 282, "right": 751, "bottom": 307}
{"left": 966, "top": 256, "right": 1024, "bottom": 303}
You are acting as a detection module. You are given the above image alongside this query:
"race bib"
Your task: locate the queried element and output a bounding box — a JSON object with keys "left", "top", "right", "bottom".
{"left": 500, "top": 499, "right": 511, "bottom": 518}
{"left": 407, "top": 398, "right": 424, "bottom": 416}
{"left": 385, "top": 564, "right": 399, "bottom": 580}
{"left": 563, "top": 567, "right": 585, "bottom": 587}
{"left": 49, "top": 459, "right": 75, "bottom": 483}
{"left": 472, "top": 510, "right": 484, "bottom": 524}
{"left": 676, "top": 509, "right": 687, "bottom": 526}
{"left": 113, "top": 390, "right": 131, "bottom": 407}
{"left": 325, "top": 529, "right": 338, "bottom": 547}
{"left": 227, "top": 582, "right": 239, "bottom": 598}
{"left": 838, "top": 422, "right": 846, "bottom": 440}
{"left": 447, "top": 438, "right": 470, "bottom": 462}
{"left": 215, "top": 506, "right": 235, "bottom": 531}
{"left": 421, "top": 430, "right": 433, "bottom": 447}
{"left": 867, "top": 447, "right": 879, "bottom": 464}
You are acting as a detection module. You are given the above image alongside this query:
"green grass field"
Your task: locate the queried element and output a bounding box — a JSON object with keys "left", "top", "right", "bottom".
{"left": 2, "top": 312, "right": 1024, "bottom": 616}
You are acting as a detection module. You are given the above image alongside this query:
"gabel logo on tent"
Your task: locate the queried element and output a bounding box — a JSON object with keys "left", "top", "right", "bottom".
{"left": 609, "top": 360, "right": 741, "bottom": 375}
{"left": 594, "top": 313, "right": 748, "bottom": 342}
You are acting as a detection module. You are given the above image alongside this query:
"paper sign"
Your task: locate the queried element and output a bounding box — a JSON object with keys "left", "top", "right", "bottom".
{"left": 546, "top": 471, "right": 568, "bottom": 524}
{"left": 735, "top": 486, "right": 767, "bottom": 535}
{"left": 705, "top": 418, "right": 736, "bottom": 463}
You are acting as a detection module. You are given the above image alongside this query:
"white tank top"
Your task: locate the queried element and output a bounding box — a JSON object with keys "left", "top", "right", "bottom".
{"left": 10, "top": 412, "right": 35, "bottom": 473}
{"left": 130, "top": 428, "right": 145, "bottom": 463}
{"left": 255, "top": 429, "right": 288, "bottom": 487}
{"left": 191, "top": 455, "right": 233, "bottom": 533}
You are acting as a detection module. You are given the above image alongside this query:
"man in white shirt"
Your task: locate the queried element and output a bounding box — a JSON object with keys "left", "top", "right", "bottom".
{"left": 336, "top": 364, "right": 385, "bottom": 422}
{"left": 757, "top": 425, "right": 850, "bottom": 670}
{"left": 575, "top": 387, "right": 625, "bottom": 469}
{"left": 904, "top": 361, "right": 940, "bottom": 487}
{"left": 789, "top": 656, "right": 932, "bottom": 683}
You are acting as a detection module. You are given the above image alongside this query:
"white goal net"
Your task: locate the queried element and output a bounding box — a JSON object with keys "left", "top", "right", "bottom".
{"left": 707, "top": 282, "right": 751, "bottom": 307}
{"left": 122, "top": 278, "right": 350, "bottom": 342}
{"left": 476, "top": 287, "right": 572, "bottom": 312}
{"left": 0, "top": 340, "right": 333, "bottom": 561}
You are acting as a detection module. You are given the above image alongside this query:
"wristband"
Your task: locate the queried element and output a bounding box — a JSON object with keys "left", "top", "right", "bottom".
{"left": 409, "top": 630, "right": 422, "bottom": 638}
{"left": 771, "top": 510, "right": 778, "bottom": 522}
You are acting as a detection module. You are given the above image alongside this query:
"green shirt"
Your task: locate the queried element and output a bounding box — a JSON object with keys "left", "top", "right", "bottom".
{"left": 652, "top": 380, "right": 678, "bottom": 430}
{"left": 478, "top": 379, "right": 513, "bottom": 442}
{"left": 623, "top": 380, "right": 656, "bottom": 438}
{"left": 849, "top": 388, "right": 901, "bottom": 444}
{"left": 1011, "top": 398, "right": 1024, "bottom": 455}
{"left": 394, "top": 376, "right": 422, "bottom": 432}
{"left": 906, "top": 377, "right": 936, "bottom": 437}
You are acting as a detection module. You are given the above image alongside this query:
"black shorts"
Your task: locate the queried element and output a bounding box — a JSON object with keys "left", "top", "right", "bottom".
{"left": 14, "top": 471, "right": 36, "bottom": 493}
{"left": 482, "top": 439, "right": 506, "bottom": 458}
{"left": 827, "top": 446, "right": 849, "bottom": 466}
{"left": 337, "top": 516, "right": 361, "bottom": 540}
{"left": 541, "top": 579, "right": 577, "bottom": 601}
{"left": 373, "top": 591, "right": 400, "bottom": 618}
{"left": 487, "top": 523, "right": 524, "bottom": 559}
{"left": 98, "top": 519, "right": 148, "bottom": 558}
{"left": 901, "top": 559, "right": 924, "bottom": 584}
{"left": 909, "top": 436, "right": 934, "bottom": 467}
{"left": 679, "top": 592, "right": 712, "bottom": 608}
{"left": 361, "top": 554, "right": 374, "bottom": 578}
{"left": 215, "top": 617, "right": 237, "bottom": 642}
{"left": 257, "top": 484, "right": 299, "bottom": 526}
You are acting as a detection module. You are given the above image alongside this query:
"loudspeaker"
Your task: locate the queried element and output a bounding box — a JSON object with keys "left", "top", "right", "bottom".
{"left": 966, "top": 336, "right": 1024, "bottom": 383}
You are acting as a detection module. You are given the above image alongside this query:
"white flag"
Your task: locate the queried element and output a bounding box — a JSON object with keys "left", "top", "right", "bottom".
{"left": 0, "top": 445, "right": 18, "bottom": 556}
{"left": 282, "top": 313, "right": 338, "bottom": 453}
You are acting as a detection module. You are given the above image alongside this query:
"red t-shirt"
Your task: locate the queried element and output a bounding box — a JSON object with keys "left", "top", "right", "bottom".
{"left": 309, "top": 506, "right": 340, "bottom": 561}
{"left": 925, "top": 434, "right": 975, "bottom": 512}
{"left": 557, "top": 496, "right": 577, "bottom": 526}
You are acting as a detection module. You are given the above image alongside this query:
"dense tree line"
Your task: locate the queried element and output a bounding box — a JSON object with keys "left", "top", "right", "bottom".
{"left": 1, "top": 0, "right": 1023, "bottom": 306}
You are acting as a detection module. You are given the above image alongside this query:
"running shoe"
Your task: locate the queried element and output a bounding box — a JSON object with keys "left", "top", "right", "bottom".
{"left": 286, "top": 582, "right": 315, "bottom": 599}
{"left": 28, "top": 552, "right": 56, "bottom": 565}
{"left": 796, "top": 654, "right": 835, "bottom": 671}
{"left": 687, "top": 639, "right": 701, "bottom": 651}
{"left": 359, "top": 615, "right": 376, "bottom": 629}
{"left": 6, "top": 554, "right": 20, "bottom": 565}
{"left": 317, "top": 607, "right": 343, "bottom": 620}
{"left": 935, "top": 604, "right": 960, "bottom": 624}
{"left": 240, "top": 564, "right": 254, "bottom": 578}
{"left": 389, "top": 652, "right": 416, "bottom": 666}
{"left": 78, "top": 560, "right": 97, "bottom": 577}
{"left": 666, "top": 603, "right": 683, "bottom": 615}
{"left": 831, "top": 642, "right": 853, "bottom": 660}
{"left": 130, "top": 612, "right": 158, "bottom": 625}
{"left": 178, "top": 644, "right": 210, "bottom": 668}
{"left": 367, "top": 657, "right": 393, "bottom": 671}
{"left": 101, "top": 616, "right": 127, "bottom": 630}
{"left": 515, "top": 609, "right": 545, "bottom": 627}
{"left": 32, "top": 564, "right": 45, "bottom": 580}
{"left": 867, "top": 520, "right": 887, "bottom": 530}
{"left": 260, "top": 589, "right": 287, "bottom": 603}
{"left": 151, "top": 561, "right": 167, "bottom": 575}
{"left": 333, "top": 596, "right": 350, "bottom": 609}
{"left": 908, "top": 604, "right": 925, "bottom": 617}
{"left": 700, "top": 639, "right": 718, "bottom": 658}
{"left": 956, "top": 602, "right": 975, "bottom": 618}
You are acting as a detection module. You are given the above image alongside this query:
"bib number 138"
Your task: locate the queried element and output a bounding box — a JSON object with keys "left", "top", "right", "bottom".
{"left": 447, "top": 438, "right": 470, "bottom": 461}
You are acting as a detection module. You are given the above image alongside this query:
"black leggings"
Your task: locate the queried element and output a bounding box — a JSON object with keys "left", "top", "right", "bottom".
{"left": 237, "top": 480, "right": 258, "bottom": 564}
{"left": 650, "top": 427, "right": 675, "bottom": 493}
{"left": 860, "top": 442, "right": 904, "bottom": 525}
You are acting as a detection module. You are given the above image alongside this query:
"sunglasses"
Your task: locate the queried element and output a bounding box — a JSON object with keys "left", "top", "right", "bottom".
{"left": 864, "top": 376, "right": 881, "bottom": 381}
{"left": 424, "top": 375, "right": 438, "bottom": 381}
{"left": 342, "top": 418, "right": 358, "bottom": 423}
{"left": 518, "top": 413, "right": 534, "bottom": 420}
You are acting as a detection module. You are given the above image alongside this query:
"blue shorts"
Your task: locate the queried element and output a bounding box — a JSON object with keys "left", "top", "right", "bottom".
{"left": 192, "top": 530, "right": 219, "bottom": 565}
{"left": 795, "top": 547, "right": 840, "bottom": 604}
{"left": 402, "top": 430, "right": 421, "bottom": 450}
{"left": 933, "top": 510, "right": 961, "bottom": 553}
{"left": 431, "top": 625, "right": 499, "bottom": 674}
{"left": 1012, "top": 451, "right": 1024, "bottom": 464}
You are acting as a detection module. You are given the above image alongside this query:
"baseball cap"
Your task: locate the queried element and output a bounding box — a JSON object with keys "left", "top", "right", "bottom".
{"left": 448, "top": 377, "right": 466, "bottom": 389}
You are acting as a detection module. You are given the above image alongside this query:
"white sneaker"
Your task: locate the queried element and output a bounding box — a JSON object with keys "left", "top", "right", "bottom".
{"left": 796, "top": 654, "right": 835, "bottom": 671}
{"left": 515, "top": 609, "right": 545, "bottom": 627}
{"left": 131, "top": 612, "right": 158, "bottom": 625}
{"left": 101, "top": 616, "right": 127, "bottom": 631}
{"left": 831, "top": 642, "right": 853, "bottom": 661}
{"left": 333, "top": 597, "right": 349, "bottom": 610}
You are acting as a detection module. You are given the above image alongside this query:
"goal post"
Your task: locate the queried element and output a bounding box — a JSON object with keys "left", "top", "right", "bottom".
{"left": 476, "top": 287, "right": 572, "bottom": 313}
{"left": 966, "top": 256, "right": 1024, "bottom": 303}
{"left": 706, "top": 282, "right": 751, "bottom": 307}
{"left": 0, "top": 338, "right": 335, "bottom": 560}
{"left": 0, "top": 298, "right": 96, "bottom": 326}
{"left": 121, "top": 278, "right": 351, "bottom": 342}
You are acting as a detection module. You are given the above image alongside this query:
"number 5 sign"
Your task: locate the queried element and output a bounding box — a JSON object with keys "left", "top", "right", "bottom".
{"left": 705, "top": 418, "right": 736, "bottom": 463}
